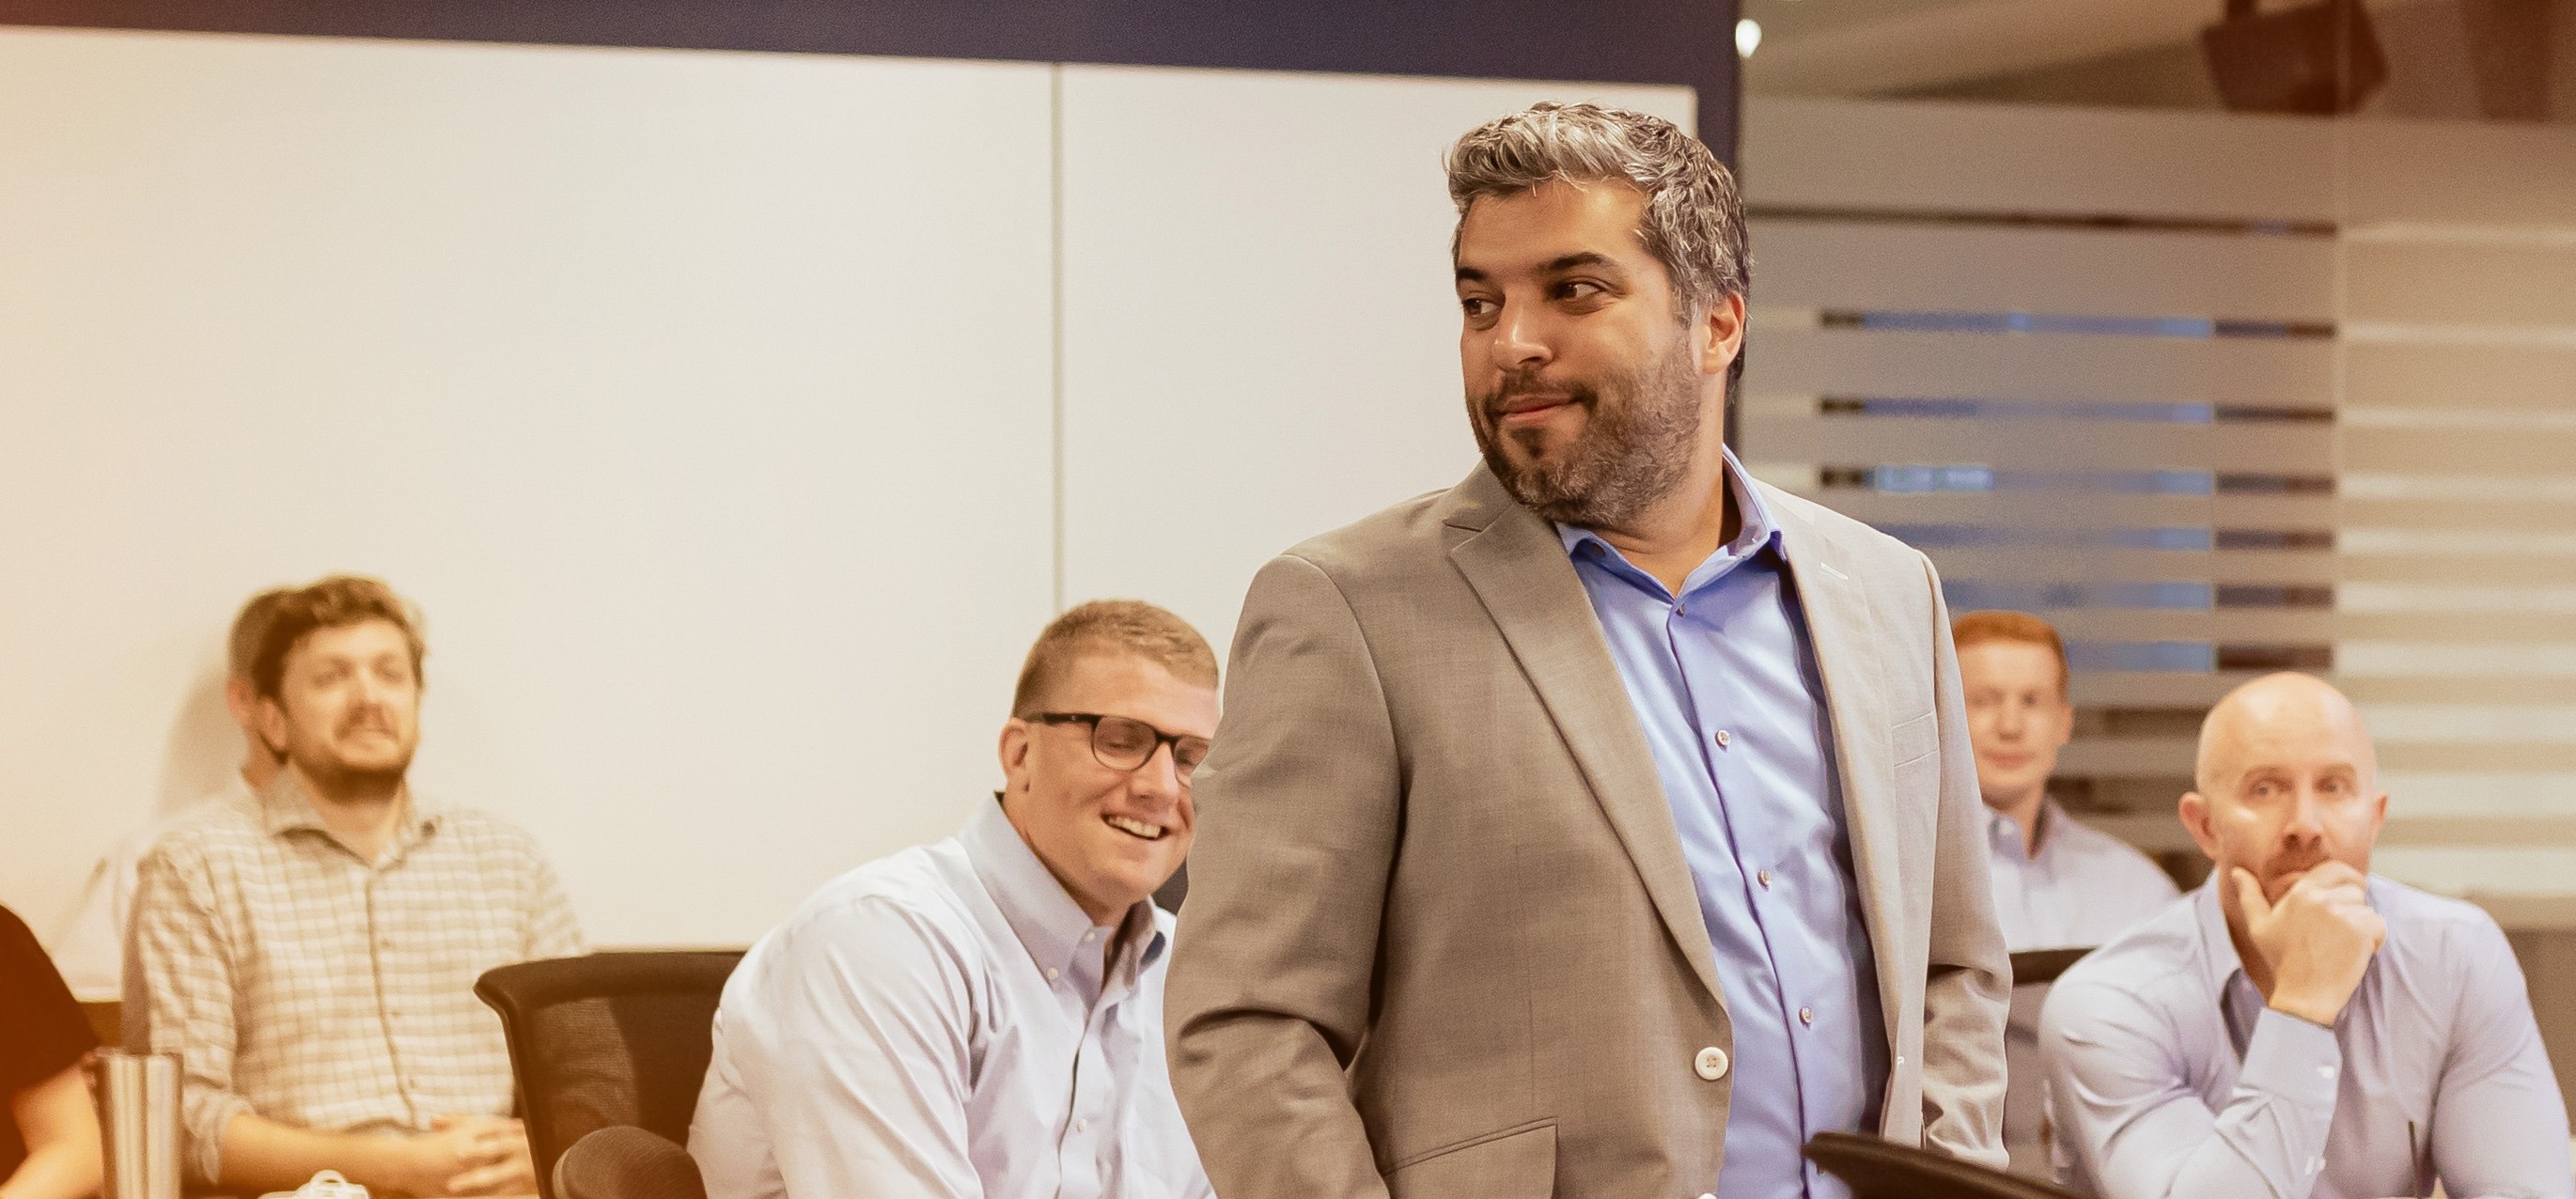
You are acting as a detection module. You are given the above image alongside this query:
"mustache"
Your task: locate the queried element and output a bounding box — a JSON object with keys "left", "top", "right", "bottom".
{"left": 1481, "top": 374, "right": 1595, "bottom": 415}
{"left": 336, "top": 711, "right": 400, "bottom": 737}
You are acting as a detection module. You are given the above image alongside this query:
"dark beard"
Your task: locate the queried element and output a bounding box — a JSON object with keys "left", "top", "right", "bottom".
{"left": 1470, "top": 340, "right": 1705, "bottom": 530}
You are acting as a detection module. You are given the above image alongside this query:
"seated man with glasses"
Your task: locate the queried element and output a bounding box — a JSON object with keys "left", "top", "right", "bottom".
{"left": 691, "top": 600, "right": 1218, "bottom": 1199}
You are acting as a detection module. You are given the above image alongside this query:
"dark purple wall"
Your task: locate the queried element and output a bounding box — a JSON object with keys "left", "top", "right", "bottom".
{"left": 0, "top": 0, "right": 1740, "bottom": 162}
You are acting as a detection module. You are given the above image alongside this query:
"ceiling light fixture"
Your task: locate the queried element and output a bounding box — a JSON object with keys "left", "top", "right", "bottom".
{"left": 1736, "top": 18, "right": 1762, "bottom": 57}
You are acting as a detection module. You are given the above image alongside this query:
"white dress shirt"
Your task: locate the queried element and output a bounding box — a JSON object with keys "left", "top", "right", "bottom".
{"left": 1986, "top": 798, "right": 2181, "bottom": 1177}
{"left": 2044, "top": 876, "right": 2573, "bottom": 1199}
{"left": 690, "top": 799, "right": 1211, "bottom": 1199}
{"left": 1985, "top": 799, "right": 2178, "bottom": 952}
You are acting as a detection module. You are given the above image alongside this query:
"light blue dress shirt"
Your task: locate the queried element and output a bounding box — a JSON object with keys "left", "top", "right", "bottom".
{"left": 690, "top": 799, "right": 1211, "bottom": 1199}
{"left": 1985, "top": 800, "right": 2178, "bottom": 953}
{"left": 1559, "top": 450, "right": 1887, "bottom": 1199}
{"left": 2043, "top": 875, "right": 2573, "bottom": 1199}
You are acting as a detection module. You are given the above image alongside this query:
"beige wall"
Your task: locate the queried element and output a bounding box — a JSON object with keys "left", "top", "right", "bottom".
{"left": 0, "top": 26, "right": 1692, "bottom": 951}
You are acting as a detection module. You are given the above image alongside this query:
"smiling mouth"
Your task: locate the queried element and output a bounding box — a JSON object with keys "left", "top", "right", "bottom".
{"left": 1103, "top": 815, "right": 1165, "bottom": 841}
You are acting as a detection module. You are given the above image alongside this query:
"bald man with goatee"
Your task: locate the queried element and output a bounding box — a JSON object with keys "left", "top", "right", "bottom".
{"left": 2041, "top": 672, "right": 2570, "bottom": 1199}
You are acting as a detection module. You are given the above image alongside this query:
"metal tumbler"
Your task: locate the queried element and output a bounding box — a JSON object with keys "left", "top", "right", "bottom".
{"left": 89, "top": 1051, "right": 182, "bottom": 1199}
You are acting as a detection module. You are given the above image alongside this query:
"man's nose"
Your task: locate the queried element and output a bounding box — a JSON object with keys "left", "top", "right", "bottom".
{"left": 1490, "top": 304, "right": 1551, "bottom": 372}
{"left": 2283, "top": 786, "right": 2329, "bottom": 839}
{"left": 1994, "top": 702, "right": 2027, "bottom": 738}
{"left": 1129, "top": 741, "right": 1183, "bottom": 800}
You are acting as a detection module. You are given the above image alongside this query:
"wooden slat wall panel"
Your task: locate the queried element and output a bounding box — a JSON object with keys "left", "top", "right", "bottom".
{"left": 1808, "top": 492, "right": 2328, "bottom": 530}
{"left": 1745, "top": 325, "right": 2335, "bottom": 407}
{"left": 1927, "top": 548, "right": 2337, "bottom": 584}
{"left": 1756, "top": 415, "right": 2333, "bottom": 473}
{"left": 2346, "top": 242, "right": 2576, "bottom": 329}
{"left": 1741, "top": 96, "right": 2337, "bottom": 222}
{"left": 1751, "top": 219, "right": 2337, "bottom": 321}
{"left": 2344, "top": 341, "right": 2576, "bottom": 412}
{"left": 2345, "top": 428, "right": 2576, "bottom": 476}
{"left": 2346, "top": 118, "right": 2576, "bottom": 226}
{"left": 1744, "top": 94, "right": 2576, "bottom": 917}
{"left": 2342, "top": 496, "right": 2576, "bottom": 534}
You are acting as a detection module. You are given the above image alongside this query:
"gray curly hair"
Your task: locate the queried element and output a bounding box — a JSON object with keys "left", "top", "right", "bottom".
{"left": 1444, "top": 101, "right": 1750, "bottom": 320}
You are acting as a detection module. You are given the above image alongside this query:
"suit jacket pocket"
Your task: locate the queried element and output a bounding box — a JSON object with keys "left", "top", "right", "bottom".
{"left": 1383, "top": 1121, "right": 1555, "bottom": 1199}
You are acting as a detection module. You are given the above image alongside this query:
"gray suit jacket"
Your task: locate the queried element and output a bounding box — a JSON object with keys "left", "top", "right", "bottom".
{"left": 1165, "top": 465, "right": 2009, "bottom": 1198}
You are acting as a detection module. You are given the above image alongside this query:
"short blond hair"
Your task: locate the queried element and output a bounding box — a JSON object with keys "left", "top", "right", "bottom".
{"left": 1951, "top": 610, "right": 2069, "bottom": 697}
{"left": 1011, "top": 600, "right": 1216, "bottom": 716}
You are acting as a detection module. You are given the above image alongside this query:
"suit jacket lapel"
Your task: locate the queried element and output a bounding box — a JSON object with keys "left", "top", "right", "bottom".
{"left": 1765, "top": 483, "right": 1908, "bottom": 1053}
{"left": 1439, "top": 467, "right": 1726, "bottom": 1009}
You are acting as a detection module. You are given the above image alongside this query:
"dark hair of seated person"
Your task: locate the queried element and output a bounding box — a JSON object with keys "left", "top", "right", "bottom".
{"left": 1, "top": 904, "right": 100, "bottom": 1186}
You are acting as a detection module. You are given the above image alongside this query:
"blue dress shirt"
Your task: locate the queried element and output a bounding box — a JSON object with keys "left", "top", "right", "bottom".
{"left": 1559, "top": 450, "right": 1888, "bottom": 1199}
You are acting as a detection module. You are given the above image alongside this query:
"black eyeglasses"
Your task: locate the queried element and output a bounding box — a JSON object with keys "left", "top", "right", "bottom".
{"left": 1029, "top": 712, "right": 1210, "bottom": 783}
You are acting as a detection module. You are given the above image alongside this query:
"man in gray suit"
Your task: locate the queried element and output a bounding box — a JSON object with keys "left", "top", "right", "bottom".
{"left": 1164, "top": 102, "right": 2009, "bottom": 1198}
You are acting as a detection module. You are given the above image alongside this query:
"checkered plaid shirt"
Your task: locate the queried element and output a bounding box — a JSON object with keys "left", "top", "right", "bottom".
{"left": 126, "top": 773, "right": 584, "bottom": 1184}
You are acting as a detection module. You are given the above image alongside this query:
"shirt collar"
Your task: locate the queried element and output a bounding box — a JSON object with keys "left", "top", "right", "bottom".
{"left": 2188, "top": 880, "right": 2258, "bottom": 1045}
{"left": 961, "top": 796, "right": 1167, "bottom": 985}
{"left": 1986, "top": 798, "right": 2059, "bottom": 862}
{"left": 1554, "top": 446, "right": 1782, "bottom": 590}
{"left": 256, "top": 769, "right": 443, "bottom": 864}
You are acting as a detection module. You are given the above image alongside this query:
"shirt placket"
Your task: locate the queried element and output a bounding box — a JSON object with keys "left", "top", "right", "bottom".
{"left": 1057, "top": 978, "right": 1126, "bottom": 1199}
{"left": 1668, "top": 575, "right": 1824, "bottom": 1169}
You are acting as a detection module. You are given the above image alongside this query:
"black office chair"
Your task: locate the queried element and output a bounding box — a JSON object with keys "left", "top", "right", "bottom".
{"left": 1806, "top": 1130, "right": 2086, "bottom": 1198}
{"left": 475, "top": 951, "right": 744, "bottom": 1199}
{"left": 2001, "top": 947, "right": 2097, "bottom": 1180}
{"left": 553, "top": 1126, "right": 707, "bottom": 1199}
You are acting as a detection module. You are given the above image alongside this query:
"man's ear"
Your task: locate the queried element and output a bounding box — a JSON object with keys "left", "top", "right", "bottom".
{"left": 255, "top": 696, "right": 290, "bottom": 759}
{"left": 997, "top": 719, "right": 1033, "bottom": 800}
{"left": 1697, "top": 291, "right": 1746, "bottom": 377}
{"left": 2178, "top": 790, "right": 2221, "bottom": 861}
{"left": 222, "top": 677, "right": 258, "bottom": 729}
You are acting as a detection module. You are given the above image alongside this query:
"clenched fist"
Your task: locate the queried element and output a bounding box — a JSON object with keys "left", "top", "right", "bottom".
{"left": 2233, "top": 862, "right": 2386, "bottom": 1028}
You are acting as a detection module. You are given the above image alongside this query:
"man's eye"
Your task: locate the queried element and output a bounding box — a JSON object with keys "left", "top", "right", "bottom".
{"left": 1460, "top": 296, "right": 1496, "bottom": 319}
{"left": 1555, "top": 280, "right": 1605, "bottom": 302}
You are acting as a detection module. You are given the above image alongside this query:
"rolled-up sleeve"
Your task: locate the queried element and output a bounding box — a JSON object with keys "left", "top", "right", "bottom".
{"left": 2044, "top": 981, "right": 2340, "bottom": 1199}
{"left": 126, "top": 845, "right": 255, "bottom": 1186}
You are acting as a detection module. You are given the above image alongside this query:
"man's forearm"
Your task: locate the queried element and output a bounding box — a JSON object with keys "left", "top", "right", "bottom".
{"left": 218, "top": 1113, "right": 410, "bottom": 1197}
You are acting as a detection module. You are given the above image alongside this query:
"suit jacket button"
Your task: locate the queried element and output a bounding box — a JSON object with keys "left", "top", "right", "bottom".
{"left": 1694, "top": 1046, "right": 1730, "bottom": 1081}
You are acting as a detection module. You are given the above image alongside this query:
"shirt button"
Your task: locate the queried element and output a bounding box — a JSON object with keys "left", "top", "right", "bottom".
{"left": 1799, "top": 1007, "right": 1815, "bottom": 1026}
{"left": 1756, "top": 870, "right": 1773, "bottom": 889}
{"left": 1694, "top": 1047, "right": 1730, "bottom": 1081}
{"left": 1045, "top": 968, "right": 1060, "bottom": 981}
{"left": 1075, "top": 1118, "right": 1088, "bottom": 1133}
{"left": 1714, "top": 730, "right": 1732, "bottom": 749}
